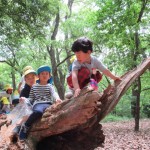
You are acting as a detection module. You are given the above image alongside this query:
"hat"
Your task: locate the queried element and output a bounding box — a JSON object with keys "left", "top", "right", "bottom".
{"left": 70, "top": 56, "right": 76, "bottom": 63}
{"left": 37, "top": 65, "right": 51, "bottom": 75}
{"left": 23, "top": 66, "right": 33, "bottom": 74}
{"left": 24, "top": 69, "right": 36, "bottom": 76}
{"left": 4, "top": 84, "right": 13, "bottom": 90}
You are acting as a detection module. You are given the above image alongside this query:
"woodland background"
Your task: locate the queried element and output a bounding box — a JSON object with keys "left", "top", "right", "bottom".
{"left": 0, "top": 0, "right": 150, "bottom": 123}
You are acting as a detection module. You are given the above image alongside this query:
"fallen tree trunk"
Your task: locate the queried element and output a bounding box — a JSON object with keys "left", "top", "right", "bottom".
{"left": 0, "top": 57, "right": 150, "bottom": 150}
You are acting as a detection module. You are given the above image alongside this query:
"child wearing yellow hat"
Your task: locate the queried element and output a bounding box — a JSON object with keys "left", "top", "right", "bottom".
{"left": 0, "top": 97, "right": 10, "bottom": 114}
{"left": 18, "top": 66, "right": 33, "bottom": 94}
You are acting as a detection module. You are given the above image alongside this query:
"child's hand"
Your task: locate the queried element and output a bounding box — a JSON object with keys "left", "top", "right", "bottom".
{"left": 56, "top": 99, "right": 62, "bottom": 103}
{"left": 74, "top": 88, "right": 81, "bottom": 97}
{"left": 19, "top": 97, "right": 26, "bottom": 103}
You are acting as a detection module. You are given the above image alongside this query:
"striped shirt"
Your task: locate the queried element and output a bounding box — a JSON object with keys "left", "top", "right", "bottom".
{"left": 29, "top": 83, "right": 60, "bottom": 106}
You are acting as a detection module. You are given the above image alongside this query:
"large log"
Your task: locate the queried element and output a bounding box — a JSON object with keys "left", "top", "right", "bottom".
{"left": 0, "top": 57, "right": 150, "bottom": 150}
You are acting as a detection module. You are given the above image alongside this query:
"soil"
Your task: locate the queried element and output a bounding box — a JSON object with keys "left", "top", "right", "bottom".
{"left": 0, "top": 118, "right": 150, "bottom": 150}
{"left": 97, "top": 119, "right": 150, "bottom": 150}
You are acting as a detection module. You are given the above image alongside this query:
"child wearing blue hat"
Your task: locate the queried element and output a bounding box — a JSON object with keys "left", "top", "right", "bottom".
{"left": 19, "top": 65, "right": 62, "bottom": 140}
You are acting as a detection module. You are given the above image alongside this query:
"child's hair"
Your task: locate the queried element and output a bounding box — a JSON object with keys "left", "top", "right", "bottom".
{"left": 71, "top": 37, "right": 93, "bottom": 53}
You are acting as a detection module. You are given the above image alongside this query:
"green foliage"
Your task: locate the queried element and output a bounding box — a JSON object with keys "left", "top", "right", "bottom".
{"left": 87, "top": 0, "right": 150, "bottom": 71}
{"left": 0, "top": 0, "right": 59, "bottom": 39}
{"left": 0, "top": 0, "right": 149, "bottom": 115}
{"left": 102, "top": 114, "right": 131, "bottom": 123}
{"left": 143, "top": 104, "right": 150, "bottom": 118}
{"left": 0, "top": 63, "right": 13, "bottom": 87}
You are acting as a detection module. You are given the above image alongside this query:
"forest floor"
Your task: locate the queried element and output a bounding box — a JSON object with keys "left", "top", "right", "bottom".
{"left": 97, "top": 118, "right": 150, "bottom": 150}
{"left": 0, "top": 118, "right": 150, "bottom": 150}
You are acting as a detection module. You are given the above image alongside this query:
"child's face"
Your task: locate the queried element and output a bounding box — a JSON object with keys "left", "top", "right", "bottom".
{"left": 75, "top": 50, "right": 91, "bottom": 63}
{"left": 38, "top": 71, "right": 50, "bottom": 84}
{"left": 6, "top": 89, "right": 13, "bottom": 94}
{"left": 25, "top": 73, "right": 36, "bottom": 87}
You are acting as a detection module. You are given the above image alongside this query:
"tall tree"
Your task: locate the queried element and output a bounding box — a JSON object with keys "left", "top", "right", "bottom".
{"left": 91, "top": 0, "right": 150, "bottom": 131}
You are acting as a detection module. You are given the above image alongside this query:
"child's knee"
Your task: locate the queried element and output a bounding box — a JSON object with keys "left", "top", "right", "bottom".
{"left": 33, "top": 111, "right": 43, "bottom": 118}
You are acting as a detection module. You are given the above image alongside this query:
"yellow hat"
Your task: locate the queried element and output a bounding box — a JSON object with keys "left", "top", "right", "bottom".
{"left": 70, "top": 55, "right": 76, "bottom": 63}
{"left": 24, "top": 69, "right": 36, "bottom": 76}
{"left": 4, "top": 84, "right": 13, "bottom": 90}
{"left": 23, "top": 66, "right": 33, "bottom": 74}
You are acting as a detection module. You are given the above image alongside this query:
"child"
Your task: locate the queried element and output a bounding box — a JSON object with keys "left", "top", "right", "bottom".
{"left": 0, "top": 97, "right": 10, "bottom": 114}
{"left": 19, "top": 65, "right": 62, "bottom": 140}
{"left": 18, "top": 66, "right": 33, "bottom": 94}
{"left": 11, "top": 68, "right": 37, "bottom": 140}
{"left": 66, "top": 37, "right": 121, "bottom": 98}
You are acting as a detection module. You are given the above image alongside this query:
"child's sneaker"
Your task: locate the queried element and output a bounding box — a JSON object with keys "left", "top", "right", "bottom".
{"left": 10, "top": 125, "right": 21, "bottom": 143}
{"left": 13, "top": 125, "right": 21, "bottom": 134}
{"left": 19, "top": 124, "right": 30, "bottom": 140}
{"left": 65, "top": 88, "right": 74, "bottom": 99}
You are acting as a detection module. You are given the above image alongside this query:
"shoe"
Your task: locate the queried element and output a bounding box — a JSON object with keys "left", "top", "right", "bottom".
{"left": 19, "top": 124, "right": 30, "bottom": 140}
{"left": 65, "top": 88, "right": 74, "bottom": 99}
{"left": 12, "top": 125, "right": 21, "bottom": 134}
{"left": 65, "top": 92, "right": 73, "bottom": 99}
{"left": 10, "top": 125, "right": 21, "bottom": 143}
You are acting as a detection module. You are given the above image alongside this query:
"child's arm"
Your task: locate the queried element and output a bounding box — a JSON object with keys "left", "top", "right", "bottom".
{"left": 102, "top": 69, "right": 121, "bottom": 80}
{"left": 50, "top": 85, "right": 62, "bottom": 102}
{"left": 17, "top": 82, "right": 22, "bottom": 94}
{"left": 72, "top": 70, "right": 81, "bottom": 97}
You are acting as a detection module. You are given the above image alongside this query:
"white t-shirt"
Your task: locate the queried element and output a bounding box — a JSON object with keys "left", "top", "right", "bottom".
{"left": 72, "top": 56, "right": 107, "bottom": 74}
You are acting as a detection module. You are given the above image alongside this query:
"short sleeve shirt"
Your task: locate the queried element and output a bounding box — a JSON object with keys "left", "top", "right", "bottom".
{"left": 72, "top": 56, "right": 107, "bottom": 74}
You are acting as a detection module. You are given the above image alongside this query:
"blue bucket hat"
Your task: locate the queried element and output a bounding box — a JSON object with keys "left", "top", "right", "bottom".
{"left": 37, "top": 65, "right": 51, "bottom": 75}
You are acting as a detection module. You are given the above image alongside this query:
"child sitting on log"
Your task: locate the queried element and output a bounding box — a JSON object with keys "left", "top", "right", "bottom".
{"left": 0, "top": 97, "right": 10, "bottom": 114}
{"left": 11, "top": 68, "right": 37, "bottom": 141}
{"left": 66, "top": 37, "right": 121, "bottom": 98}
{"left": 19, "top": 65, "right": 62, "bottom": 140}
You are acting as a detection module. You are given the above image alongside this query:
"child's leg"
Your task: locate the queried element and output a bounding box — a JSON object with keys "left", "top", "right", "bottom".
{"left": 10, "top": 115, "right": 30, "bottom": 143}
{"left": 19, "top": 103, "right": 50, "bottom": 140}
{"left": 1, "top": 104, "right": 7, "bottom": 112}
{"left": 65, "top": 88, "right": 74, "bottom": 99}
{"left": 16, "top": 115, "right": 29, "bottom": 126}
{"left": 1, "top": 104, "right": 10, "bottom": 113}
{"left": 67, "top": 67, "right": 90, "bottom": 90}
{"left": 77, "top": 67, "right": 91, "bottom": 89}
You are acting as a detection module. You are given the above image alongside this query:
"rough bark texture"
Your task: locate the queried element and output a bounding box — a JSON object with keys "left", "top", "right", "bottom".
{"left": 0, "top": 57, "right": 150, "bottom": 150}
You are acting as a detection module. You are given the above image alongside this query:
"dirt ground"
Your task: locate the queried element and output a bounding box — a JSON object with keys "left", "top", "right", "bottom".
{"left": 97, "top": 119, "right": 150, "bottom": 150}
{"left": 0, "top": 118, "right": 150, "bottom": 150}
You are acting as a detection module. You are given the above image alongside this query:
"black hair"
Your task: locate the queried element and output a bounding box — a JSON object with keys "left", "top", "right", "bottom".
{"left": 71, "top": 37, "right": 93, "bottom": 53}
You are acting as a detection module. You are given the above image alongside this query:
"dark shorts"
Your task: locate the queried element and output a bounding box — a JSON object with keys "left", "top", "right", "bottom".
{"left": 12, "top": 99, "right": 19, "bottom": 105}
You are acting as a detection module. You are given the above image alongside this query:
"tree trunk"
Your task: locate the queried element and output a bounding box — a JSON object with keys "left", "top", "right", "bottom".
{"left": 134, "top": 77, "right": 141, "bottom": 131}
{"left": 0, "top": 57, "right": 150, "bottom": 150}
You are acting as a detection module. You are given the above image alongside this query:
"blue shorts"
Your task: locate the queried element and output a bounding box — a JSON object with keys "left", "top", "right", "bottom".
{"left": 33, "top": 103, "right": 51, "bottom": 113}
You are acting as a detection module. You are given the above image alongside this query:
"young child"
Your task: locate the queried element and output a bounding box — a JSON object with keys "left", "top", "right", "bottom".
{"left": 0, "top": 97, "right": 10, "bottom": 114}
{"left": 11, "top": 68, "right": 37, "bottom": 140}
{"left": 66, "top": 37, "right": 121, "bottom": 98}
{"left": 19, "top": 65, "right": 62, "bottom": 140}
{"left": 18, "top": 66, "right": 33, "bottom": 94}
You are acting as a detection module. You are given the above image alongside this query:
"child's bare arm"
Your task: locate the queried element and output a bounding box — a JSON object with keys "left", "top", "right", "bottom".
{"left": 18, "top": 82, "right": 22, "bottom": 94}
{"left": 72, "top": 70, "right": 81, "bottom": 97}
{"left": 103, "top": 69, "right": 121, "bottom": 80}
